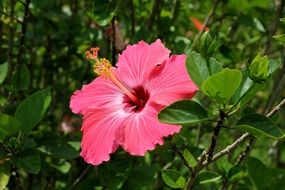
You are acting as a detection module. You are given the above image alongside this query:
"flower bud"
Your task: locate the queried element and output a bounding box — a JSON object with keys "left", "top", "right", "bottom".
{"left": 196, "top": 31, "right": 219, "bottom": 58}
{"left": 249, "top": 54, "right": 269, "bottom": 82}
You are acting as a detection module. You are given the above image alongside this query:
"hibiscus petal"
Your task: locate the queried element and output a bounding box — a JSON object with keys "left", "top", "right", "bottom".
{"left": 70, "top": 75, "right": 123, "bottom": 115}
{"left": 116, "top": 39, "right": 170, "bottom": 86}
{"left": 147, "top": 55, "right": 198, "bottom": 106}
{"left": 80, "top": 108, "right": 130, "bottom": 165}
{"left": 121, "top": 106, "right": 181, "bottom": 156}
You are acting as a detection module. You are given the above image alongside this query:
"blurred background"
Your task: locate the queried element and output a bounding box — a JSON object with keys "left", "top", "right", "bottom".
{"left": 0, "top": 0, "right": 285, "bottom": 189}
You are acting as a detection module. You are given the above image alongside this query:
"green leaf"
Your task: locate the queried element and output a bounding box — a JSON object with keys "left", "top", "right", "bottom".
{"left": 236, "top": 113, "right": 284, "bottom": 139}
{"left": 90, "top": 0, "right": 117, "bottom": 26}
{"left": 273, "top": 34, "right": 285, "bottom": 43}
{"left": 197, "top": 171, "right": 222, "bottom": 184}
{"left": 161, "top": 169, "right": 186, "bottom": 189}
{"left": 15, "top": 88, "right": 51, "bottom": 132}
{"left": 183, "top": 149, "right": 197, "bottom": 168}
{"left": 0, "top": 62, "right": 8, "bottom": 85}
{"left": 12, "top": 64, "right": 30, "bottom": 90}
{"left": 0, "top": 163, "right": 10, "bottom": 190}
{"left": 158, "top": 100, "right": 208, "bottom": 125}
{"left": 0, "top": 113, "right": 21, "bottom": 141}
{"left": 14, "top": 149, "right": 41, "bottom": 174}
{"left": 186, "top": 51, "right": 210, "bottom": 87}
{"left": 202, "top": 68, "right": 242, "bottom": 105}
{"left": 38, "top": 143, "right": 78, "bottom": 159}
{"left": 268, "top": 59, "right": 281, "bottom": 75}
{"left": 38, "top": 132, "right": 78, "bottom": 159}
{"left": 247, "top": 157, "right": 270, "bottom": 190}
{"left": 208, "top": 57, "right": 223, "bottom": 75}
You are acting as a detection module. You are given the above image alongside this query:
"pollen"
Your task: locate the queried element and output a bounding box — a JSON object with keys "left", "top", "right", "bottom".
{"left": 85, "top": 47, "right": 112, "bottom": 77}
{"left": 93, "top": 58, "right": 112, "bottom": 77}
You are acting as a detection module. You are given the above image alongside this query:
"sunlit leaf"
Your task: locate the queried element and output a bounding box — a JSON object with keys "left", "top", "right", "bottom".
{"left": 161, "top": 169, "right": 186, "bottom": 189}
{"left": 0, "top": 163, "right": 10, "bottom": 190}
{"left": 0, "top": 62, "right": 8, "bottom": 85}
{"left": 202, "top": 68, "right": 242, "bottom": 105}
{"left": 183, "top": 149, "right": 197, "bottom": 168}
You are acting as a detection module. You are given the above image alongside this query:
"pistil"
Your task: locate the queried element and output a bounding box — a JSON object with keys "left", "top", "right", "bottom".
{"left": 85, "top": 47, "right": 142, "bottom": 107}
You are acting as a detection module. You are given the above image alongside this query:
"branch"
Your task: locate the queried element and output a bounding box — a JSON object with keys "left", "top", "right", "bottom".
{"left": 263, "top": 0, "right": 284, "bottom": 54}
{"left": 191, "top": 0, "right": 220, "bottom": 49}
{"left": 147, "top": 0, "right": 162, "bottom": 31}
{"left": 208, "top": 132, "right": 250, "bottom": 164}
{"left": 186, "top": 110, "right": 225, "bottom": 190}
{"left": 209, "top": 96, "right": 285, "bottom": 165}
{"left": 266, "top": 97, "right": 285, "bottom": 117}
{"left": 70, "top": 165, "right": 91, "bottom": 189}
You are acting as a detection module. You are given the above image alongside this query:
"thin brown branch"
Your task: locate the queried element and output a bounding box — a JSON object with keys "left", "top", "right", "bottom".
{"left": 70, "top": 165, "right": 91, "bottom": 189}
{"left": 147, "top": 0, "right": 162, "bottom": 31}
{"left": 191, "top": 0, "right": 220, "bottom": 49}
{"left": 209, "top": 96, "right": 285, "bottom": 165}
{"left": 263, "top": 0, "right": 284, "bottom": 54}
{"left": 209, "top": 133, "right": 250, "bottom": 164}
{"left": 130, "top": 0, "right": 135, "bottom": 37}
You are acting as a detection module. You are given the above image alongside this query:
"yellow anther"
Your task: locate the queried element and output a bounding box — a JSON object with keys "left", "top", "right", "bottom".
{"left": 93, "top": 58, "right": 112, "bottom": 77}
{"left": 85, "top": 46, "right": 141, "bottom": 106}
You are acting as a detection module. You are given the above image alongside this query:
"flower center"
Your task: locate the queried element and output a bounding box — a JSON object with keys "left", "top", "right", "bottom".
{"left": 86, "top": 47, "right": 143, "bottom": 108}
{"left": 123, "top": 85, "right": 150, "bottom": 112}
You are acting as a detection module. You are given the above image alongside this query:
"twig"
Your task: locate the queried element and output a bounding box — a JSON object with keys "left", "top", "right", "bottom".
{"left": 205, "top": 111, "right": 225, "bottom": 163}
{"left": 208, "top": 133, "right": 250, "bottom": 164}
{"left": 147, "top": 0, "right": 162, "bottom": 31}
{"left": 235, "top": 137, "right": 255, "bottom": 164}
{"left": 210, "top": 96, "right": 285, "bottom": 165}
{"left": 130, "top": 0, "right": 135, "bottom": 37}
{"left": 266, "top": 97, "right": 285, "bottom": 117}
{"left": 70, "top": 165, "right": 91, "bottom": 189}
{"left": 263, "top": 0, "right": 284, "bottom": 55}
{"left": 191, "top": 0, "right": 220, "bottom": 49}
{"left": 185, "top": 111, "right": 225, "bottom": 190}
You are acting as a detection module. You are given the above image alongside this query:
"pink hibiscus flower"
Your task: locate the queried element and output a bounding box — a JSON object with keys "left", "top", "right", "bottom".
{"left": 70, "top": 40, "right": 198, "bottom": 165}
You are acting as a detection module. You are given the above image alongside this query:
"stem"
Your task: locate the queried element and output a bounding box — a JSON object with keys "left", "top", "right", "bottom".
{"left": 211, "top": 97, "right": 285, "bottom": 165}
{"left": 130, "top": 0, "right": 135, "bottom": 37}
{"left": 205, "top": 111, "right": 225, "bottom": 163}
{"left": 70, "top": 165, "right": 91, "bottom": 189}
{"left": 208, "top": 133, "right": 250, "bottom": 164}
{"left": 185, "top": 111, "right": 225, "bottom": 189}
{"left": 191, "top": 0, "right": 220, "bottom": 49}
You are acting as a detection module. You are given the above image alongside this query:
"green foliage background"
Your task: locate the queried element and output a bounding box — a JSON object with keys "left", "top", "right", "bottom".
{"left": 0, "top": 0, "right": 285, "bottom": 189}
